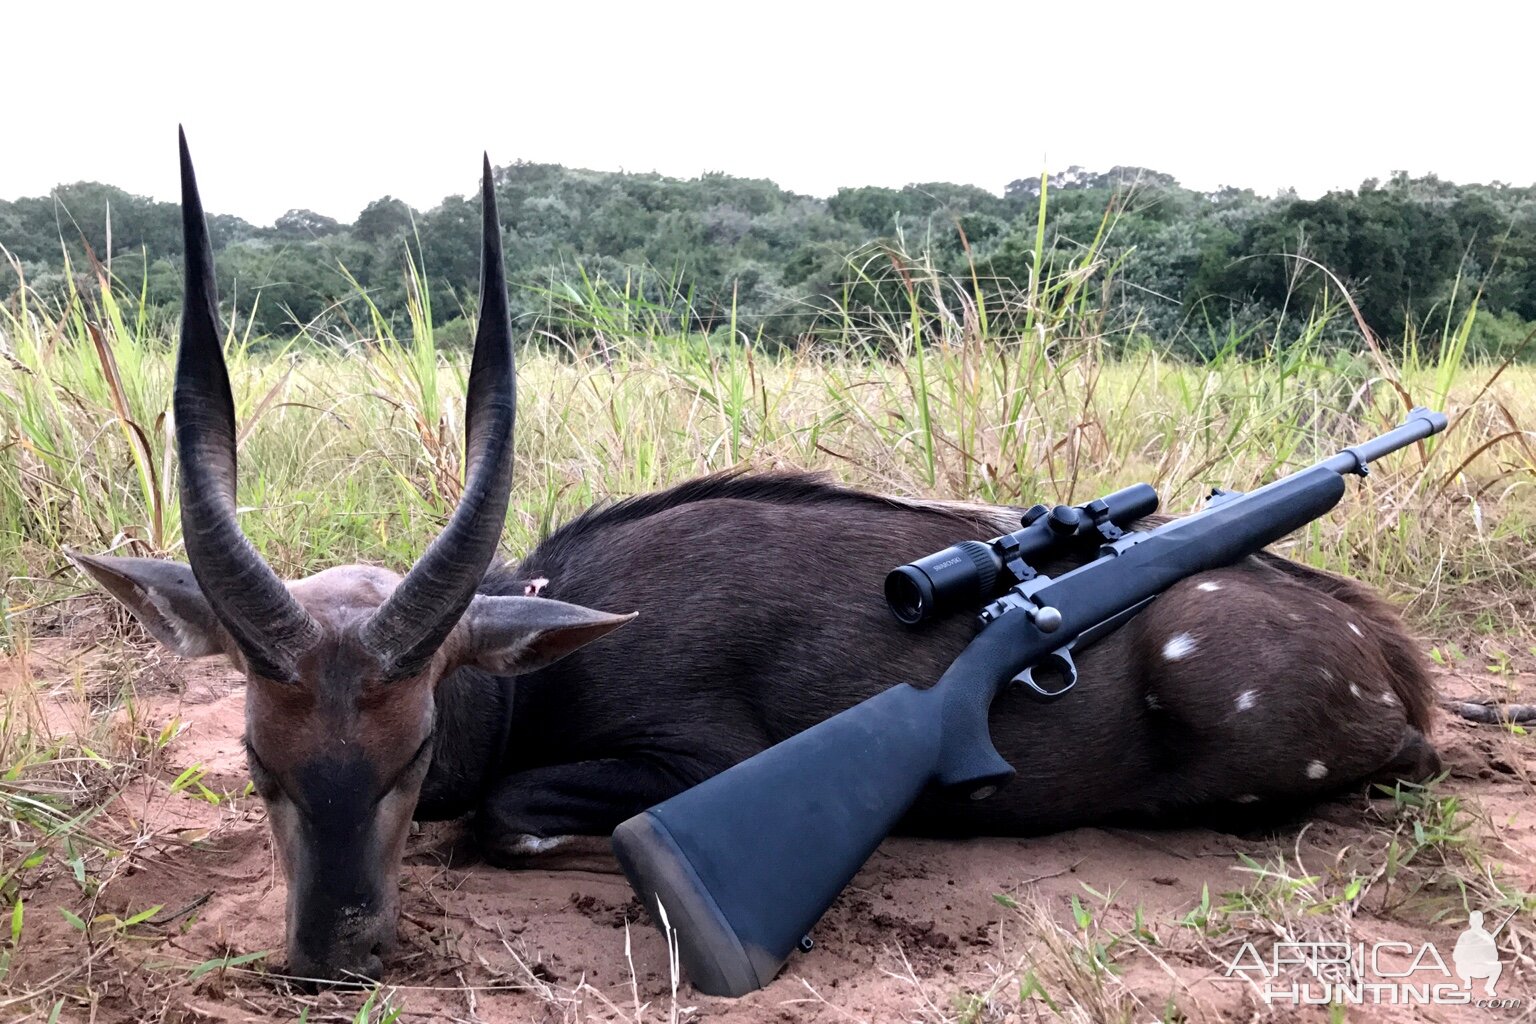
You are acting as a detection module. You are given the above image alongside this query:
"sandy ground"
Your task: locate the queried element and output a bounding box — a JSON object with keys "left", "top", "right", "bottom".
{"left": 6, "top": 631, "right": 1534, "bottom": 1023}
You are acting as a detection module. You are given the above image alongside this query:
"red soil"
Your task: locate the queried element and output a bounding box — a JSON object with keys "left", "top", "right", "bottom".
{"left": 5, "top": 636, "right": 1532, "bottom": 1022}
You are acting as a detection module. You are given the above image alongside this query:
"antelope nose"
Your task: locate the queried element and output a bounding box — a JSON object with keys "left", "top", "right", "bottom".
{"left": 287, "top": 952, "right": 385, "bottom": 989}
{"left": 288, "top": 931, "right": 386, "bottom": 982}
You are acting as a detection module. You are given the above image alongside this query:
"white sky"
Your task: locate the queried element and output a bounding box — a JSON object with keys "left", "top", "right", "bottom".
{"left": 6, "top": 0, "right": 1531, "bottom": 226}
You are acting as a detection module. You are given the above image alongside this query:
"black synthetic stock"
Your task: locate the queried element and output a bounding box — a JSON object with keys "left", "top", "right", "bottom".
{"left": 174, "top": 129, "right": 320, "bottom": 680}
{"left": 362, "top": 156, "right": 517, "bottom": 678}
{"left": 614, "top": 682, "right": 943, "bottom": 995}
{"left": 612, "top": 408, "right": 1447, "bottom": 997}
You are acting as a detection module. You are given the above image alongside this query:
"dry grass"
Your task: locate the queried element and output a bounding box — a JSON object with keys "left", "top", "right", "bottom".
{"left": 4, "top": 320, "right": 1532, "bottom": 635}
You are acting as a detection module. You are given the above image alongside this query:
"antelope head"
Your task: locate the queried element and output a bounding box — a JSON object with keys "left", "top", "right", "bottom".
{"left": 68, "top": 131, "right": 634, "bottom": 983}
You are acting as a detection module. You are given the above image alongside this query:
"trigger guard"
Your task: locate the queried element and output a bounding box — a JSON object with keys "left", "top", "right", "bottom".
{"left": 1012, "top": 648, "right": 1078, "bottom": 701}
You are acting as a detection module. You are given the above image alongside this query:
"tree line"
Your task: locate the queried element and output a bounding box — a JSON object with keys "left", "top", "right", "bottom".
{"left": 3, "top": 162, "right": 1533, "bottom": 356}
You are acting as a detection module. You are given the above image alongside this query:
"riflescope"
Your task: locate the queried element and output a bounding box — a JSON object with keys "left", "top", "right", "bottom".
{"left": 884, "top": 483, "right": 1159, "bottom": 625}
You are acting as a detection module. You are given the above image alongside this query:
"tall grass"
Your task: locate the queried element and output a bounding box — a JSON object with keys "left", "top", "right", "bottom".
{"left": 2, "top": 244, "right": 1533, "bottom": 638}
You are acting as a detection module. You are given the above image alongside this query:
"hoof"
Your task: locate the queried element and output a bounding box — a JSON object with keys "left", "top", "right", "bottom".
{"left": 1369, "top": 726, "right": 1441, "bottom": 790}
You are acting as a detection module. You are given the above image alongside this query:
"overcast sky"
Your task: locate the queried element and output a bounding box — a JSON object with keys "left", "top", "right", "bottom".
{"left": 6, "top": 0, "right": 1530, "bottom": 225}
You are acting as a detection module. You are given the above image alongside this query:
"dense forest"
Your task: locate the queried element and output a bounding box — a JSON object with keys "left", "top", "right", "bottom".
{"left": 2, "top": 163, "right": 1534, "bottom": 356}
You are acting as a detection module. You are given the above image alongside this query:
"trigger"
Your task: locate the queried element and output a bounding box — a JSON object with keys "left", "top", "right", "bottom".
{"left": 1011, "top": 648, "right": 1078, "bottom": 702}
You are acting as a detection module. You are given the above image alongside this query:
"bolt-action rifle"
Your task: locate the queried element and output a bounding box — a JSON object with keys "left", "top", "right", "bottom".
{"left": 613, "top": 409, "right": 1448, "bottom": 997}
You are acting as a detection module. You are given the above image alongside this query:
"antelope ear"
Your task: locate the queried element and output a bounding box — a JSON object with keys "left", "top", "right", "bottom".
{"left": 64, "top": 548, "right": 230, "bottom": 658}
{"left": 455, "top": 595, "right": 636, "bottom": 675}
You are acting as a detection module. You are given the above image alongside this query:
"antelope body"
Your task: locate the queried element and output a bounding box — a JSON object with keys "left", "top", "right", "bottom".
{"left": 70, "top": 136, "right": 1439, "bottom": 984}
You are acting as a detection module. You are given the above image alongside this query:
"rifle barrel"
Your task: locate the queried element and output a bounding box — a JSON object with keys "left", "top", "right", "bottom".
{"left": 1322, "top": 407, "right": 1447, "bottom": 475}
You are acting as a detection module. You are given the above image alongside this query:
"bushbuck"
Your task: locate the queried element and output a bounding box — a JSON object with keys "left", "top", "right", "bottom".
{"left": 70, "top": 134, "right": 1439, "bottom": 984}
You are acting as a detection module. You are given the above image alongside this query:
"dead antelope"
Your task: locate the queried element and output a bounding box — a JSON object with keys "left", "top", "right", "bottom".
{"left": 70, "top": 134, "right": 1439, "bottom": 984}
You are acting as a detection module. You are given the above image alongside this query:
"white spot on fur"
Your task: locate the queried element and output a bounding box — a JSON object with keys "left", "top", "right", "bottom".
{"left": 1306, "top": 761, "right": 1329, "bottom": 780}
{"left": 523, "top": 576, "right": 550, "bottom": 597}
{"left": 1162, "top": 633, "right": 1197, "bottom": 661}
{"left": 1235, "top": 690, "right": 1257, "bottom": 712}
{"left": 1234, "top": 794, "right": 1261, "bottom": 804}
{"left": 1381, "top": 691, "right": 1398, "bottom": 706}
{"left": 508, "top": 834, "right": 570, "bottom": 856}
{"left": 1349, "top": 682, "right": 1362, "bottom": 698}
{"left": 1197, "top": 581, "right": 1221, "bottom": 592}
{"left": 1144, "top": 692, "right": 1162, "bottom": 711}
{"left": 1348, "top": 622, "right": 1363, "bottom": 637}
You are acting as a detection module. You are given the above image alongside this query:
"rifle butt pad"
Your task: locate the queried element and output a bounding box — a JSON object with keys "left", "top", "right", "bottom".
{"left": 611, "top": 681, "right": 953, "bottom": 995}
{"left": 613, "top": 811, "right": 774, "bottom": 997}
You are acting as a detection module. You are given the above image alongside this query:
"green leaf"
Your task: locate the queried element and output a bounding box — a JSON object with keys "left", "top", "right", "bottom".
{"left": 169, "top": 765, "right": 206, "bottom": 794}
{"left": 157, "top": 718, "right": 185, "bottom": 748}
{"left": 1019, "top": 969, "right": 1060, "bottom": 1011}
{"left": 1070, "top": 894, "right": 1092, "bottom": 930}
{"left": 9, "top": 899, "right": 22, "bottom": 945}
{"left": 121, "top": 904, "right": 164, "bottom": 928}
{"left": 58, "top": 908, "right": 86, "bottom": 931}
{"left": 187, "top": 949, "right": 269, "bottom": 980}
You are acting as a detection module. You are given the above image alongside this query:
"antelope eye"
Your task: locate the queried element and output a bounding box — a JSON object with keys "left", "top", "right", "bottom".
{"left": 382, "top": 734, "right": 434, "bottom": 796}
{"left": 243, "top": 741, "right": 284, "bottom": 800}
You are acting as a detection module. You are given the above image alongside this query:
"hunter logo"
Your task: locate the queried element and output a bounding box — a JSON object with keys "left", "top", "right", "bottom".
{"left": 1454, "top": 911, "right": 1504, "bottom": 997}
{"left": 1222, "top": 910, "right": 1523, "bottom": 1008}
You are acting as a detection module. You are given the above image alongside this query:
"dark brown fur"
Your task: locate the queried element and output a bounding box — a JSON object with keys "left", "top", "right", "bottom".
{"left": 429, "top": 471, "right": 1436, "bottom": 853}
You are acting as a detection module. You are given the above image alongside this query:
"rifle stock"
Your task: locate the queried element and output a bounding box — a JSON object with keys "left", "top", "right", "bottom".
{"left": 613, "top": 408, "right": 1448, "bottom": 997}
{"left": 613, "top": 682, "right": 945, "bottom": 996}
